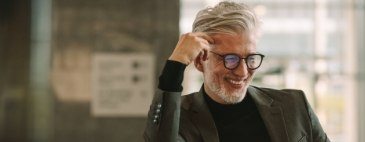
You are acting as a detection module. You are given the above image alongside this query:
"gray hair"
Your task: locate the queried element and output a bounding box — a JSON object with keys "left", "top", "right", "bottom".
{"left": 192, "top": 1, "right": 261, "bottom": 36}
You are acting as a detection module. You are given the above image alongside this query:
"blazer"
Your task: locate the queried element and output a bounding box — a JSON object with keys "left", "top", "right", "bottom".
{"left": 144, "top": 85, "right": 330, "bottom": 142}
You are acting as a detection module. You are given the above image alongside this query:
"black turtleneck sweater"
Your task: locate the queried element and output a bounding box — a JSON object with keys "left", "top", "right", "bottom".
{"left": 203, "top": 88, "right": 270, "bottom": 142}
{"left": 159, "top": 60, "right": 271, "bottom": 142}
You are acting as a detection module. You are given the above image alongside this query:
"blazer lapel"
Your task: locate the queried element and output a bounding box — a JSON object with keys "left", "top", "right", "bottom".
{"left": 190, "top": 89, "right": 219, "bottom": 142}
{"left": 248, "top": 86, "right": 289, "bottom": 142}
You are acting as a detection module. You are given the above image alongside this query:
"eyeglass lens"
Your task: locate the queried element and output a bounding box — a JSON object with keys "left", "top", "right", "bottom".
{"left": 224, "top": 54, "right": 263, "bottom": 70}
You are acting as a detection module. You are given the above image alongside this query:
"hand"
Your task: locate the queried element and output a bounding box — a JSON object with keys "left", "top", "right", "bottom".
{"left": 169, "top": 32, "right": 214, "bottom": 65}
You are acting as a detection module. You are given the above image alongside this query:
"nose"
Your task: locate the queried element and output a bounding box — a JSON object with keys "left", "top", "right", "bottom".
{"left": 232, "top": 60, "right": 249, "bottom": 77}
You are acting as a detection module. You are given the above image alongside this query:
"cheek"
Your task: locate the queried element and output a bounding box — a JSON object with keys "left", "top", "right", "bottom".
{"left": 248, "top": 70, "right": 255, "bottom": 77}
{"left": 204, "top": 62, "right": 226, "bottom": 81}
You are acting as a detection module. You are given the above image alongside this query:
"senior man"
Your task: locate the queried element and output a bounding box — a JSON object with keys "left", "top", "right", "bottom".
{"left": 144, "top": 1, "right": 330, "bottom": 142}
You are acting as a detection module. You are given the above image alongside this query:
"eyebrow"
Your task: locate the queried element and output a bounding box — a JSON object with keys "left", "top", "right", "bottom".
{"left": 212, "top": 51, "right": 261, "bottom": 58}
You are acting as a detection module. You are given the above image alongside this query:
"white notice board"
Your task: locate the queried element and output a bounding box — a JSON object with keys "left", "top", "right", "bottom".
{"left": 91, "top": 53, "right": 154, "bottom": 117}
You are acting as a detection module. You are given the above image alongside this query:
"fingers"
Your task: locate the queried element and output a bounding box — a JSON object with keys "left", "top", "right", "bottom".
{"left": 169, "top": 32, "right": 213, "bottom": 64}
{"left": 194, "top": 32, "right": 215, "bottom": 44}
{"left": 190, "top": 32, "right": 212, "bottom": 61}
{"left": 179, "top": 32, "right": 212, "bottom": 52}
{"left": 180, "top": 32, "right": 214, "bottom": 45}
{"left": 188, "top": 32, "right": 214, "bottom": 52}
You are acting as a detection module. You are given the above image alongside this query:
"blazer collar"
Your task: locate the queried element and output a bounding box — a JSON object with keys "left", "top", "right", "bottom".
{"left": 189, "top": 85, "right": 289, "bottom": 142}
{"left": 248, "top": 86, "right": 290, "bottom": 142}
{"left": 247, "top": 86, "right": 274, "bottom": 107}
{"left": 190, "top": 87, "right": 220, "bottom": 142}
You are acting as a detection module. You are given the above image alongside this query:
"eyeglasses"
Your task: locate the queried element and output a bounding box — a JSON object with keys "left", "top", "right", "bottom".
{"left": 210, "top": 51, "right": 265, "bottom": 70}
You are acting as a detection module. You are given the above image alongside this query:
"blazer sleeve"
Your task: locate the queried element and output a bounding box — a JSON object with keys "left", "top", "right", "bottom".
{"left": 144, "top": 60, "right": 187, "bottom": 142}
{"left": 299, "top": 90, "right": 331, "bottom": 142}
{"left": 143, "top": 90, "right": 185, "bottom": 142}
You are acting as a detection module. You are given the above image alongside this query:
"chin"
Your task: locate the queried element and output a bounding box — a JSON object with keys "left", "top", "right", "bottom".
{"left": 212, "top": 84, "right": 246, "bottom": 104}
{"left": 206, "top": 75, "right": 250, "bottom": 104}
{"left": 219, "top": 89, "right": 245, "bottom": 104}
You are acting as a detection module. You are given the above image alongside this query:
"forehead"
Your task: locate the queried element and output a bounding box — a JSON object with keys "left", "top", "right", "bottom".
{"left": 210, "top": 32, "right": 257, "bottom": 54}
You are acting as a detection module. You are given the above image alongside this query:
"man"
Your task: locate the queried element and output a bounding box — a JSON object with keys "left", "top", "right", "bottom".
{"left": 144, "top": 1, "right": 330, "bottom": 142}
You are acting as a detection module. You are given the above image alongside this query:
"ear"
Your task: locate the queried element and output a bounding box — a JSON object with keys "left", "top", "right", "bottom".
{"left": 194, "top": 53, "right": 204, "bottom": 72}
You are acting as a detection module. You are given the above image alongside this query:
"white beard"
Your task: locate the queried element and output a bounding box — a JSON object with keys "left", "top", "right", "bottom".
{"left": 209, "top": 82, "right": 245, "bottom": 104}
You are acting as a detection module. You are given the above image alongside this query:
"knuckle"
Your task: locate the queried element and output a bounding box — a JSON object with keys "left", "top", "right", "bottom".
{"left": 192, "top": 36, "right": 200, "bottom": 41}
{"left": 198, "top": 42, "right": 206, "bottom": 48}
{"left": 180, "top": 33, "right": 187, "bottom": 38}
{"left": 186, "top": 32, "right": 194, "bottom": 36}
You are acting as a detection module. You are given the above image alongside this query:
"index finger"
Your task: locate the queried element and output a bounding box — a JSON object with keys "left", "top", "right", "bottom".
{"left": 195, "top": 32, "right": 215, "bottom": 44}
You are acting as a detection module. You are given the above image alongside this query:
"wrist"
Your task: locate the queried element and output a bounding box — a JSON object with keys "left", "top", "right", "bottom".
{"left": 168, "top": 54, "right": 190, "bottom": 65}
{"left": 158, "top": 60, "right": 187, "bottom": 92}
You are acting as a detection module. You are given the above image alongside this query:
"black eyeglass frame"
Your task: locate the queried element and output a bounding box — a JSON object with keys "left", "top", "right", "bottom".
{"left": 209, "top": 51, "right": 265, "bottom": 70}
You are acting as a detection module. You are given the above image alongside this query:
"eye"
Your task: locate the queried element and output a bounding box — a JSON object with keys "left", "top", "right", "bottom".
{"left": 247, "top": 56, "right": 256, "bottom": 63}
{"left": 225, "top": 55, "right": 239, "bottom": 63}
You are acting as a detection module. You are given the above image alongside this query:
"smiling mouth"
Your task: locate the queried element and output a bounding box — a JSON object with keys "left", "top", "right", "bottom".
{"left": 228, "top": 79, "right": 243, "bottom": 85}
{"left": 226, "top": 78, "right": 247, "bottom": 87}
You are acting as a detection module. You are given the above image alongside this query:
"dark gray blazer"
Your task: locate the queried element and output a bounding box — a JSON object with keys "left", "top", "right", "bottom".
{"left": 144, "top": 86, "right": 330, "bottom": 142}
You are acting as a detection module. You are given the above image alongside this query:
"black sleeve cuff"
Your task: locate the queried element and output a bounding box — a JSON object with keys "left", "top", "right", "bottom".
{"left": 158, "top": 60, "right": 187, "bottom": 92}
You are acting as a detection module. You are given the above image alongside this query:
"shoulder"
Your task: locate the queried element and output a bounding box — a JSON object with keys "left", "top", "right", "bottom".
{"left": 252, "top": 85, "right": 305, "bottom": 98}
{"left": 252, "top": 85, "right": 304, "bottom": 95}
{"left": 251, "top": 86, "right": 313, "bottom": 121}
{"left": 250, "top": 86, "right": 308, "bottom": 107}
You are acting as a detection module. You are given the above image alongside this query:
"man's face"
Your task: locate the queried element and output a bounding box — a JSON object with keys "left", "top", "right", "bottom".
{"left": 202, "top": 32, "right": 257, "bottom": 104}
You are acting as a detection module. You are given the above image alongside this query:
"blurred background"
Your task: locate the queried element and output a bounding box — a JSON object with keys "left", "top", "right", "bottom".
{"left": 0, "top": 0, "right": 364, "bottom": 142}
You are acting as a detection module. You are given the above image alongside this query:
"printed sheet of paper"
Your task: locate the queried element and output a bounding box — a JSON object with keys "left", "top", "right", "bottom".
{"left": 91, "top": 53, "right": 154, "bottom": 117}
